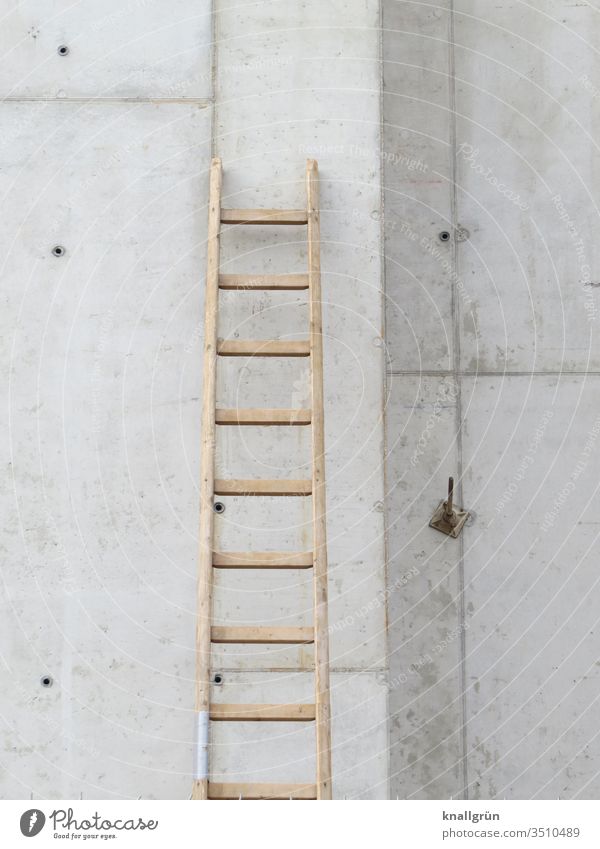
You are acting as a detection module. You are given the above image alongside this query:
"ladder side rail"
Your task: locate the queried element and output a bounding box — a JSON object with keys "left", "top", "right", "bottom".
{"left": 306, "top": 159, "right": 333, "bottom": 800}
{"left": 192, "top": 157, "right": 222, "bottom": 801}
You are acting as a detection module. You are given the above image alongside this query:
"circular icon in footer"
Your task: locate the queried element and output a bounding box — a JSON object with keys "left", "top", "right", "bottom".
{"left": 19, "top": 810, "right": 45, "bottom": 837}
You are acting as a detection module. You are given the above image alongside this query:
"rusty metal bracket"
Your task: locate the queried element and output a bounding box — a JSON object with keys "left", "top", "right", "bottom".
{"left": 429, "top": 476, "right": 469, "bottom": 539}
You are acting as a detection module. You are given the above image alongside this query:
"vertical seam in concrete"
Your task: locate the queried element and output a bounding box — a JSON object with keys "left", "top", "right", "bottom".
{"left": 448, "top": 0, "right": 469, "bottom": 801}
{"left": 378, "top": 0, "right": 391, "bottom": 801}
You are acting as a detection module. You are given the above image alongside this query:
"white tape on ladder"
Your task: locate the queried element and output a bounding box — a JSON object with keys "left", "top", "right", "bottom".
{"left": 194, "top": 711, "right": 209, "bottom": 780}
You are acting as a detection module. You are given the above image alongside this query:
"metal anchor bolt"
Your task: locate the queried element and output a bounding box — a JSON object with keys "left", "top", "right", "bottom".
{"left": 429, "top": 476, "right": 469, "bottom": 538}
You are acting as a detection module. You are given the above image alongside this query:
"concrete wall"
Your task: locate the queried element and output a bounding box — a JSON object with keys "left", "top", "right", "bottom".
{"left": 5, "top": 0, "right": 598, "bottom": 803}
{"left": 0, "top": 1, "right": 213, "bottom": 799}
{"left": 384, "top": 1, "right": 600, "bottom": 799}
{"left": 1, "top": 0, "right": 387, "bottom": 799}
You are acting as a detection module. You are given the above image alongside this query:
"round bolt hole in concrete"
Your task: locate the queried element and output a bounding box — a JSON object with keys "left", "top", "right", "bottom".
{"left": 438, "top": 230, "right": 451, "bottom": 242}
{"left": 57, "top": 45, "right": 69, "bottom": 56}
{"left": 52, "top": 245, "right": 66, "bottom": 257}
{"left": 213, "top": 501, "right": 225, "bottom": 514}
{"left": 40, "top": 675, "right": 53, "bottom": 688}
{"left": 213, "top": 674, "right": 223, "bottom": 685}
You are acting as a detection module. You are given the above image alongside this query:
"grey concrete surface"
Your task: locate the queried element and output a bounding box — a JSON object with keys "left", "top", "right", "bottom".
{"left": 1, "top": 0, "right": 387, "bottom": 799}
{"left": 384, "top": 0, "right": 600, "bottom": 800}
{"left": 462, "top": 375, "right": 600, "bottom": 799}
{"left": 0, "top": 2, "right": 212, "bottom": 99}
{"left": 385, "top": 375, "right": 463, "bottom": 799}
{"left": 4, "top": 0, "right": 600, "bottom": 802}
{"left": 0, "top": 100, "right": 211, "bottom": 798}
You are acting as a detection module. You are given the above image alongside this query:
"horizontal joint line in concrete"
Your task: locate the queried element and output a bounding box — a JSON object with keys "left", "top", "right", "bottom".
{"left": 0, "top": 97, "right": 213, "bottom": 105}
{"left": 386, "top": 369, "right": 600, "bottom": 377}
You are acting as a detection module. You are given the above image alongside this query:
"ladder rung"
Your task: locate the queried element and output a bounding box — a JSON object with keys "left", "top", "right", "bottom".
{"left": 213, "top": 551, "right": 313, "bottom": 569}
{"left": 217, "top": 340, "right": 310, "bottom": 357}
{"left": 215, "top": 408, "right": 311, "bottom": 426}
{"left": 210, "top": 703, "right": 316, "bottom": 721}
{"left": 214, "top": 479, "right": 312, "bottom": 496}
{"left": 219, "top": 274, "right": 309, "bottom": 290}
{"left": 220, "top": 209, "right": 308, "bottom": 225}
{"left": 211, "top": 626, "right": 314, "bottom": 644}
{"left": 208, "top": 782, "right": 317, "bottom": 800}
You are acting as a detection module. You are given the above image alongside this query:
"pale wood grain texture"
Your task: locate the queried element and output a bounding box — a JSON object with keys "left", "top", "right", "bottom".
{"left": 217, "top": 339, "right": 310, "bottom": 357}
{"left": 210, "top": 704, "right": 316, "bottom": 721}
{"left": 211, "top": 626, "right": 314, "bottom": 644}
{"left": 208, "top": 783, "right": 317, "bottom": 800}
{"left": 192, "top": 157, "right": 222, "bottom": 802}
{"left": 212, "top": 551, "right": 313, "bottom": 569}
{"left": 220, "top": 208, "right": 308, "bottom": 225}
{"left": 307, "top": 159, "right": 332, "bottom": 800}
{"left": 214, "top": 479, "right": 312, "bottom": 496}
{"left": 215, "top": 408, "right": 311, "bottom": 425}
{"left": 219, "top": 273, "right": 309, "bottom": 290}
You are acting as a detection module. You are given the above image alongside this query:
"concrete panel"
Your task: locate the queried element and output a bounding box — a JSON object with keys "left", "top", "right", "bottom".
{"left": 462, "top": 375, "right": 600, "bottom": 799}
{"left": 0, "top": 1, "right": 212, "bottom": 99}
{"left": 0, "top": 590, "right": 193, "bottom": 799}
{"left": 454, "top": 2, "right": 600, "bottom": 371}
{"left": 383, "top": 0, "right": 456, "bottom": 372}
{"left": 383, "top": 0, "right": 600, "bottom": 802}
{"left": 0, "top": 102, "right": 211, "bottom": 798}
{"left": 210, "top": 671, "right": 388, "bottom": 799}
{"left": 385, "top": 374, "right": 464, "bottom": 799}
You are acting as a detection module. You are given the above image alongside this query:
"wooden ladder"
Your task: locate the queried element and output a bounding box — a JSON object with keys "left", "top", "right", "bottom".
{"left": 191, "top": 158, "right": 332, "bottom": 801}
